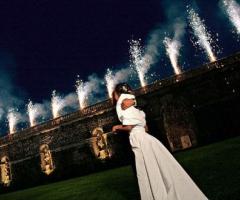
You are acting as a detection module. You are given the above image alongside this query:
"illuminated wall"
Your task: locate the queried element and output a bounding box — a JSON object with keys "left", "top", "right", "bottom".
{"left": 0, "top": 52, "right": 240, "bottom": 192}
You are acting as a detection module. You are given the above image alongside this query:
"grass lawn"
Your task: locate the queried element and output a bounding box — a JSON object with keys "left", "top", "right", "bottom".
{"left": 0, "top": 137, "right": 239, "bottom": 200}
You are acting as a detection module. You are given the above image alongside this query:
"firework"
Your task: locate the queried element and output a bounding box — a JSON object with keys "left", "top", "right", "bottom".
{"left": 188, "top": 8, "right": 217, "bottom": 62}
{"left": 51, "top": 90, "right": 64, "bottom": 118}
{"left": 223, "top": 0, "right": 240, "bottom": 35}
{"left": 163, "top": 37, "right": 182, "bottom": 75}
{"left": 129, "top": 39, "right": 150, "bottom": 87}
{"left": 7, "top": 109, "right": 18, "bottom": 134}
{"left": 76, "top": 79, "right": 88, "bottom": 109}
{"left": 105, "top": 68, "right": 115, "bottom": 98}
{"left": 27, "top": 100, "right": 37, "bottom": 127}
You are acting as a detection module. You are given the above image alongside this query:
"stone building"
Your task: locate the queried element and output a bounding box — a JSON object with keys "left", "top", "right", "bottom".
{"left": 0, "top": 52, "right": 240, "bottom": 192}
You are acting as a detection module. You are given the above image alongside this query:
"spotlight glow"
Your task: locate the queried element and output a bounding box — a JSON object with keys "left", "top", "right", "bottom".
{"left": 188, "top": 8, "right": 217, "bottom": 62}
{"left": 163, "top": 37, "right": 182, "bottom": 75}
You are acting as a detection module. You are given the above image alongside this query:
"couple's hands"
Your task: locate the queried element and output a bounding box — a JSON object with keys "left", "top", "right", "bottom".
{"left": 112, "top": 125, "right": 122, "bottom": 134}
{"left": 112, "top": 124, "right": 134, "bottom": 133}
{"left": 121, "top": 99, "right": 135, "bottom": 110}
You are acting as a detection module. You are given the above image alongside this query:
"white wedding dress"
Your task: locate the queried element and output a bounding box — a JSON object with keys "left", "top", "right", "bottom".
{"left": 116, "top": 93, "right": 208, "bottom": 200}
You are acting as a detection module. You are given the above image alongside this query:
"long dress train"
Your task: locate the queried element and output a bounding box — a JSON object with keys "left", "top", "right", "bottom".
{"left": 130, "top": 126, "right": 207, "bottom": 200}
{"left": 116, "top": 93, "right": 208, "bottom": 200}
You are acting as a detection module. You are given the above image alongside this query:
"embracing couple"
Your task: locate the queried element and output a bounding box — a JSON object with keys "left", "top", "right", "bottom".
{"left": 111, "top": 83, "right": 208, "bottom": 200}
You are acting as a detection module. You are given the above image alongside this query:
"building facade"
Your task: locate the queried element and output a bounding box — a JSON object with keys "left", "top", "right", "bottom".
{"left": 0, "top": 52, "right": 240, "bottom": 192}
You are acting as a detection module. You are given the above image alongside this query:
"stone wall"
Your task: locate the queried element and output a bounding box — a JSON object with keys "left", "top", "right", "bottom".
{"left": 0, "top": 52, "right": 240, "bottom": 192}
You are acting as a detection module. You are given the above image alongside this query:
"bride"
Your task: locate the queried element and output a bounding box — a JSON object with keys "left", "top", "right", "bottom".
{"left": 112, "top": 83, "right": 208, "bottom": 200}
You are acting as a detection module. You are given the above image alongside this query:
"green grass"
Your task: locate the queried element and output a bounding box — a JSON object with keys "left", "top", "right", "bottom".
{"left": 1, "top": 137, "right": 240, "bottom": 200}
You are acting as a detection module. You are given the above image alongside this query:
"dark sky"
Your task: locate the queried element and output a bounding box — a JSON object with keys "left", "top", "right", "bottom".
{"left": 0, "top": 0, "right": 162, "bottom": 101}
{"left": 0, "top": 0, "right": 239, "bottom": 102}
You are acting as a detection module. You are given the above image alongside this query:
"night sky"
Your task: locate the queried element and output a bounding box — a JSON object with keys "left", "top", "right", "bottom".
{"left": 0, "top": 0, "right": 163, "bottom": 100}
{"left": 0, "top": 0, "right": 239, "bottom": 133}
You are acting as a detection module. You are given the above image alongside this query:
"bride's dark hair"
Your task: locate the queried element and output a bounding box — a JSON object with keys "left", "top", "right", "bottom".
{"left": 111, "top": 83, "right": 133, "bottom": 105}
{"left": 114, "top": 83, "right": 133, "bottom": 96}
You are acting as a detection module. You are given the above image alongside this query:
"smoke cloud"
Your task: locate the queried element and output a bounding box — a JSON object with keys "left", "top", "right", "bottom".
{"left": 80, "top": 73, "right": 106, "bottom": 105}
{"left": 0, "top": 72, "right": 24, "bottom": 116}
{"left": 135, "top": 0, "right": 187, "bottom": 80}
{"left": 0, "top": 70, "right": 26, "bottom": 134}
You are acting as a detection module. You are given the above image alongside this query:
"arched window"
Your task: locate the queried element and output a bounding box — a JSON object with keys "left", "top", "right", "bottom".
{"left": 39, "top": 144, "right": 55, "bottom": 175}
{"left": 91, "top": 127, "right": 112, "bottom": 160}
{"left": 0, "top": 156, "right": 12, "bottom": 186}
